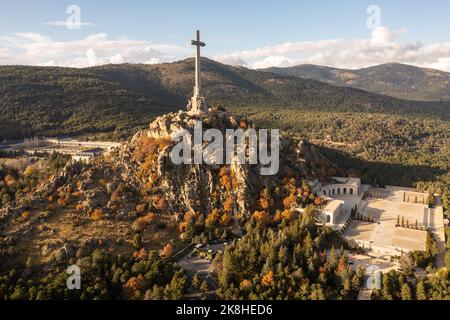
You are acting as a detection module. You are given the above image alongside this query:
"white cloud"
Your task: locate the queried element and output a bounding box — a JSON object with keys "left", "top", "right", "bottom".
{"left": 86, "top": 48, "right": 99, "bottom": 67}
{"left": 214, "top": 27, "right": 450, "bottom": 72}
{"left": 249, "top": 56, "right": 296, "bottom": 70}
{"left": 0, "top": 48, "right": 10, "bottom": 57}
{"left": 1, "top": 27, "right": 450, "bottom": 72}
{"left": 0, "top": 32, "right": 190, "bottom": 68}
{"left": 370, "top": 26, "right": 396, "bottom": 45}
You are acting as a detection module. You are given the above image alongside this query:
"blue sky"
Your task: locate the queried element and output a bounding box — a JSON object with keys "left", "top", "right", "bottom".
{"left": 1, "top": 0, "right": 450, "bottom": 70}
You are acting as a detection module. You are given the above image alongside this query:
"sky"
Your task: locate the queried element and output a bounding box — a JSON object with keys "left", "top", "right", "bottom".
{"left": 1, "top": 0, "right": 450, "bottom": 71}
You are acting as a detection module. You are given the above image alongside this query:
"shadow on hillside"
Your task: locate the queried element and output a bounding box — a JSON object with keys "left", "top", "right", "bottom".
{"left": 315, "top": 145, "right": 447, "bottom": 187}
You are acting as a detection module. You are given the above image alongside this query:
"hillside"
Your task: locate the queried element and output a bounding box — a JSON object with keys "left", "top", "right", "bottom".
{"left": 263, "top": 63, "right": 450, "bottom": 102}
{"left": 1, "top": 59, "right": 450, "bottom": 140}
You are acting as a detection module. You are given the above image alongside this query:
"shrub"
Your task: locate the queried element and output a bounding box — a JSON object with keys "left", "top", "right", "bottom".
{"left": 21, "top": 211, "right": 30, "bottom": 220}
{"left": 90, "top": 209, "right": 103, "bottom": 221}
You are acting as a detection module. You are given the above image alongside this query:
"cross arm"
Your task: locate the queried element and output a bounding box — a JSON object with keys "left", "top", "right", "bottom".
{"left": 191, "top": 40, "right": 206, "bottom": 47}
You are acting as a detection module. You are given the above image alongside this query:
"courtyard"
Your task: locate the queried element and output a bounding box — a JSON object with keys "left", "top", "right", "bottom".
{"left": 344, "top": 192, "right": 438, "bottom": 256}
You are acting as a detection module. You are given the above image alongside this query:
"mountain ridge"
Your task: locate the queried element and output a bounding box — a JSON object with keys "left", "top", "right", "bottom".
{"left": 0, "top": 58, "right": 449, "bottom": 140}
{"left": 262, "top": 62, "right": 450, "bottom": 101}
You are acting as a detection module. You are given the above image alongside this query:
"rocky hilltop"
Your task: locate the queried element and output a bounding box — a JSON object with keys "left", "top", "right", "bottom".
{"left": 44, "top": 108, "right": 335, "bottom": 217}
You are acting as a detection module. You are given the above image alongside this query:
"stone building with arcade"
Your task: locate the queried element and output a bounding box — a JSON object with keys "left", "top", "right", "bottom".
{"left": 311, "top": 177, "right": 445, "bottom": 259}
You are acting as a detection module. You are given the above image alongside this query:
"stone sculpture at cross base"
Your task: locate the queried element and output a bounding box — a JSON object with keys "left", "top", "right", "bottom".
{"left": 187, "top": 94, "right": 208, "bottom": 115}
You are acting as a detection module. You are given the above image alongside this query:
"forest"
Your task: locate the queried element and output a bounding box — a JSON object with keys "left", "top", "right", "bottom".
{"left": 230, "top": 106, "right": 450, "bottom": 192}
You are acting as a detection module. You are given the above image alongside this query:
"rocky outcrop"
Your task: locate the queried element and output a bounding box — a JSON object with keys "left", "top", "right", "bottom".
{"left": 126, "top": 109, "right": 268, "bottom": 216}
{"left": 5, "top": 109, "right": 330, "bottom": 231}
{"left": 36, "top": 109, "right": 324, "bottom": 218}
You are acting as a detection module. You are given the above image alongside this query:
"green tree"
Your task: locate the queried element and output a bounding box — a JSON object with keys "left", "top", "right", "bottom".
{"left": 399, "top": 254, "right": 414, "bottom": 276}
{"left": 184, "top": 216, "right": 196, "bottom": 241}
{"left": 304, "top": 232, "right": 313, "bottom": 253}
{"left": 427, "top": 192, "right": 435, "bottom": 208}
{"left": 401, "top": 283, "right": 412, "bottom": 300}
{"left": 192, "top": 273, "right": 200, "bottom": 289}
{"left": 416, "top": 280, "right": 427, "bottom": 300}
{"left": 310, "top": 284, "right": 325, "bottom": 300}
{"left": 146, "top": 285, "right": 164, "bottom": 300}
{"left": 200, "top": 280, "right": 209, "bottom": 294}
{"left": 382, "top": 274, "right": 393, "bottom": 300}
{"left": 328, "top": 246, "right": 337, "bottom": 269}
{"left": 92, "top": 249, "right": 108, "bottom": 268}
{"left": 278, "top": 246, "right": 288, "bottom": 266}
{"left": 132, "top": 234, "right": 143, "bottom": 249}
{"left": 445, "top": 250, "right": 450, "bottom": 270}
{"left": 163, "top": 271, "right": 187, "bottom": 300}
{"left": 10, "top": 286, "right": 27, "bottom": 300}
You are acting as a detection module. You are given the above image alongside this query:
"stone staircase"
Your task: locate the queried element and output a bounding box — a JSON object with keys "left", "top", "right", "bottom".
{"left": 339, "top": 216, "right": 353, "bottom": 236}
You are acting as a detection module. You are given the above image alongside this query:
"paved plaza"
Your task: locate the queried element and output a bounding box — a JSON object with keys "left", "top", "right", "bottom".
{"left": 315, "top": 177, "right": 445, "bottom": 258}
{"left": 344, "top": 189, "right": 443, "bottom": 255}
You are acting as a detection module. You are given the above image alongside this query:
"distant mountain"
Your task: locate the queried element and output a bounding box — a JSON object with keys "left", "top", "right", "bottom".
{"left": 263, "top": 63, "right": 450, "bottom": 101}
{"left": 1, "top": 58, "right": 449, "bottom": 140}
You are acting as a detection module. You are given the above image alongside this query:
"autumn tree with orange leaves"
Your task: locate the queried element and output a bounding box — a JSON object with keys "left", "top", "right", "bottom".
{"left": 252, "top": 210, "right": 273, "bottom": 226}
{"left": 261, "top": 271, "right": 274, "bottom": 287}
{"left": 160, "top": 243, "right": 173, "bottom": 258}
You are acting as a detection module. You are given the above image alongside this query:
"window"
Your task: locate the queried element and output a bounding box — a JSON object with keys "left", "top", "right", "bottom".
{"left": 337, "top": 188, "right": 341, "bottom": 195}
{"left": 326, "top": 215, "right": 331, "bottom": 223}
{"left": 350, "top": 189, "right": 354, "bottom": 195}
{"left": 343, "top": 188, "right": 347, "bottom": 195}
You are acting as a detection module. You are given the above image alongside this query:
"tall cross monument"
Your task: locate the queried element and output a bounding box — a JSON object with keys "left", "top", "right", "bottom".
{"left": 187, "top": 30, "right": 208, "bottom": 114}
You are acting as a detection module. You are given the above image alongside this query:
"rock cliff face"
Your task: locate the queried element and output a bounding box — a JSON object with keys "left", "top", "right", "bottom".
{"left": 124, "top": 109, "right": 266, "bottom": 216}
{"left": 122, "top": 108, "right": 341, "bottom": 217}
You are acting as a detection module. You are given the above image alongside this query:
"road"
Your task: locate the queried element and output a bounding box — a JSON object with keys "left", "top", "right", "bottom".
{"left": 175, "top": 241, "right": 229, "bottom": 295}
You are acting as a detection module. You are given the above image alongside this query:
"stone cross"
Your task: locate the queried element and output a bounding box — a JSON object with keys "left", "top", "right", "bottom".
{"left": 187, "top": 30, "right": 208, "bottom": 114}
{"left": 191, "top": 30, "right": 205, "bottom": 97}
